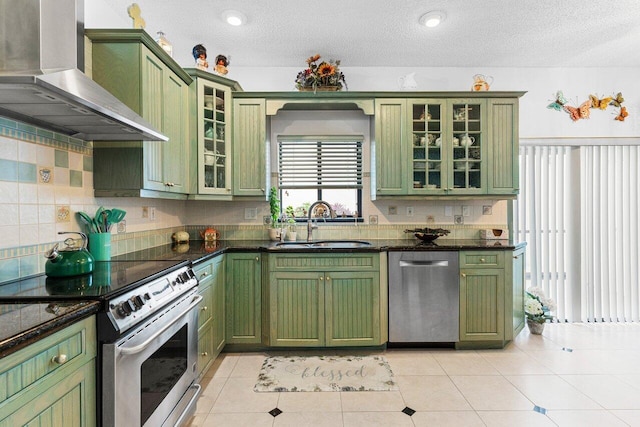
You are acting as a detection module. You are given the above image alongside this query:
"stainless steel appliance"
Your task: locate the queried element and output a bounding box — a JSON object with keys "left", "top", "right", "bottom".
{"left": 0, "top": 0, "right": 166, "bottom": 141}
{"left": 0, "top": 259, "right": 202, "bottom": 427}
{"left": 100, "top": 265, "right": 201, "bottom": 427}
{"left": 388, "top": 251, "right": 459, "bottom": 343}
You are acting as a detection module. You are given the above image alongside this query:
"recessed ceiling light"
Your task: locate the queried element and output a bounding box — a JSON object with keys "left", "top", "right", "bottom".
{"left": 419, "top": 11, "right": 446, "bottom": 28}
{"left": 222, "top": 10, "right": 247, "bottom": 26}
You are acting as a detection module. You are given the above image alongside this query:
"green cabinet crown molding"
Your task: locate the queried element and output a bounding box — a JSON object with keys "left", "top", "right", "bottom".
{"left": 233, "top": 91, "right": 527, "bottom": 99}
{"left": 86, "top": 29, "right": 192, "bottom": 85}
{"left": 184, "top": 68, "right": 243, "bottom": 91}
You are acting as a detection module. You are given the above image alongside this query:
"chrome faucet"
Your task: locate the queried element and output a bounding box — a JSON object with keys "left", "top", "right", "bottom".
{"left": 307, "top": 200, "right": 333, "bottom": 242}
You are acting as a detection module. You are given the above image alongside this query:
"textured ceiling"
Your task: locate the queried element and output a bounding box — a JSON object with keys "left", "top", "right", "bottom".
{"left": 105, "top": 0, "right": 640, "bottom": 69}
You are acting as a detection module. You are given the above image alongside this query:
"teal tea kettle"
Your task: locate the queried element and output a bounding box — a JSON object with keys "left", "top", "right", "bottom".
{"left": 45, "top": 232, "right": 95, "bottom": 277}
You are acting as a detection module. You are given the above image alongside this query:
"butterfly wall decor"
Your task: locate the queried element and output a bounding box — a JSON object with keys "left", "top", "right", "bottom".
{"left": 547, "top": 90, "right": 567, "bottom": 111}
{"left": 563, "top": 99, "right": 592, "bottom": 121}
{"left": 589, "top": 94, "right": 613, "bottom": 110}
{"left": 609, "top": 92, "right": 625, "bottom": 108}
{"left": 547, "top": 90, "right": 628, "bottom": 123}
{"left": 615, "top": 106, "right": 629, "bottom": 122}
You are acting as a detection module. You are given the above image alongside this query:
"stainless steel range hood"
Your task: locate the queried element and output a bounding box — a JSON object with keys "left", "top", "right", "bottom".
{"left": 0, "top": 0, "right": 167, "bottom": 141}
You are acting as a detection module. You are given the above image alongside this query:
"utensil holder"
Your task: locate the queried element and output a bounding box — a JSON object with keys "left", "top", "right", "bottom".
{"left": 89, "top": 233, "right": 111, "bottom": 261}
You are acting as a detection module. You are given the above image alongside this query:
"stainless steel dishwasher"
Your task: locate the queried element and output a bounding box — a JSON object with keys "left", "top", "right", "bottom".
{"left": 388, "top": 251, "right": 459, "bottom": 343}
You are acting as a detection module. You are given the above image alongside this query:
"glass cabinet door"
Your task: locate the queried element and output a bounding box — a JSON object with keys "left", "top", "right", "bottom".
{"left": 449, "top": 100, "right": 484, "bottom": 193}
{"left": 200, "top": 81, "right": 228, "bottom": 192}
{"left": 409, "top": 100, "right": 445, "bottom": 193}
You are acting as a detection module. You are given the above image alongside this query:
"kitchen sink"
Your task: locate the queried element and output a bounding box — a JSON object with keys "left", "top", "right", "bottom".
{"left": 273, "top": 240, "right": 372, "bottom": 249}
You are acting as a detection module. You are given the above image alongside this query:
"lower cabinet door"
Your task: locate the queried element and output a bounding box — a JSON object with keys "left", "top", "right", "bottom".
{"left": 269, "top": 272, "right": 325, "bottom": 347}
{"left": 212, "top": 257, "right": 226, "bottom": 355}
{"left": 0, "top": 360, "right": 96, "bottom": 427}
{"left": 226, "top": 253, "right": 262, "bottom": 344}
{"left": 197, "top": 322, "right": 214, "bottom": 378}
{"left": 325, "top": 271, "right": 381, "bottom": 346}
{"left": 459, "top": 268, "right": 505, "bottom": 341}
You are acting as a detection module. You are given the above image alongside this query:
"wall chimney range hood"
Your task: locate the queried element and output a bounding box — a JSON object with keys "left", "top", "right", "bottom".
{"left": 0, "top": 0, "right": 167, "bottom": 142}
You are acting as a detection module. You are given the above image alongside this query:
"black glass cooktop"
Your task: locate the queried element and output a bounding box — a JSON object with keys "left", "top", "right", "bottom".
{"left": 0, "top": 260, "right": 189, "bottom": 301}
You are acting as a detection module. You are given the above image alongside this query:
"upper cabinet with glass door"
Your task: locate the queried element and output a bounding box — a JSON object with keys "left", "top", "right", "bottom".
{"left": 186, "top": 69, "right": 242, "bottom": 199}
{"left": 408, "top": 98, "right": 487, "bottom": 196}
{"left": 448, "top": 99, "right": 486, "bottom": 195}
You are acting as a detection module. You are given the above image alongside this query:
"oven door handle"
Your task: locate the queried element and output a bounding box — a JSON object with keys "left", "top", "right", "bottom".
{"left": 120, "top": 295, "right": 203, "bottom": 356}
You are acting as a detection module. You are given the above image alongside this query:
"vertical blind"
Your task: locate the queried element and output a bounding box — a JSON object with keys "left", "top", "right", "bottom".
{"left": 581, "top": 146, "right": 639, "bottom": 322}
{"left": 278, "top": 137, "right": 363, "bottom": 189}
{"left": 515, "top": 145, "right": 574, "bottom": 322}
{"left": 516, "top": 143, "right": 640, "bottom": 323}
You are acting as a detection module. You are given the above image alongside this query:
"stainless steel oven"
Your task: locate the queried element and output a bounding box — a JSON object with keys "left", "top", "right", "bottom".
{"left": 101, "top": 266, "right": 201, "bottom": 427}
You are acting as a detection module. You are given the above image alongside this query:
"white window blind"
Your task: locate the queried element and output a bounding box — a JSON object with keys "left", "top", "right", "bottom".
{"left": 516, "top": 145, "right": 575, "bottom": 322}
{"left": 278, "top": 137, "right": 363, "bottom": 189}
{"left": 516, "top": 143, "right": 640, "bottom": 323}
{"left": 581, "top": 145, "right": 640, "bottom": 322}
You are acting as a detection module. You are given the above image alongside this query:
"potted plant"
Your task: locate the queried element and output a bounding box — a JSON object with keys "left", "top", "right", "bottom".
{"left": 285, "top": 205, "right": 297, "bottom": 241}
{"left": 268, "top": 187, "right": 284, "bottom": 241}
{"left": 524, "top": 287, "right": 555, "bottom": 334}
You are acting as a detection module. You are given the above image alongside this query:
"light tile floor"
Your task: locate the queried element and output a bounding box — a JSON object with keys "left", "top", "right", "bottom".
{"left": 187, "top": 323, "right": 640, "bottom": 426}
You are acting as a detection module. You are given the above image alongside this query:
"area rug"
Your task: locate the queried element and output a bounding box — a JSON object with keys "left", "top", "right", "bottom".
{"left": 254, "top": 355, "right": 398, "bottom": 392}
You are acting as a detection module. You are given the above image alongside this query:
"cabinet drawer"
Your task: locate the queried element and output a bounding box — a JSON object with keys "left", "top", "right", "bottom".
{"left": 460, "top": 251, "right": 504, "bottom": 268}
{"left": 0, "top": 315, "right": 96, "bottom": 405}
{"left": 198, "top": 283, "right": 213, "bottom": 330}
{"left": 270, "top": 253, "right": 380, "bottom": 272}
{"left": 194, "top": 262, "right": 213, "bottom": 285}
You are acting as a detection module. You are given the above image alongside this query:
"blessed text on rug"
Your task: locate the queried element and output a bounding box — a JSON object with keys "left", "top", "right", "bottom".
{"left": 254, "top": 355, "right": 398, "bottom": 392}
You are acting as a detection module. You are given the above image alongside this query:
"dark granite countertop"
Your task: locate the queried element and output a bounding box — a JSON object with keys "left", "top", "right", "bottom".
{"left": 2, "top": 238, "right": 525, "bottom": 359}
{"left": 117, "top": 239, "right": 526, "bottom": 265}
{"left": 0, "top": 301, "right": 100, "bottom": 358}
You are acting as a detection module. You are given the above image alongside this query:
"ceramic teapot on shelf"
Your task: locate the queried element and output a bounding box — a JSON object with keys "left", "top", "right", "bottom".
{"left": 472, "top": 74, "right": 493, "bottom": 91}
{"left": 460, "top": 134, "right": 475, "bottom": 147}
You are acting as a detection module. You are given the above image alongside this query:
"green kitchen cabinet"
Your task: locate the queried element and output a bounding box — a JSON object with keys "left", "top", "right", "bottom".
{"left": 487, "top": 98, "right": 520, "bottom": 195}
{"left": 374, "top": 99, "right": 408, "bottom": 195}
{"left": 233, "top": 98, "right": 267, "bottom": 197}
{"left": 373, "top": 93, "right": 523, "bottom": 198}
{"left": 269, "top": 271, "right": 325, "bottom": 346}
{"left": 194, "top": 254, "right": 226, "bottom": 377}
{"left": 409, "top": 98, "right": 487, "bottom": 196}
{"left": 87, "top": 29, "right": 192, "bottom": 199}
{"left": 0, "top": 316, "right": 96, "bottom": 427}
{"left": 458, "top": 251, "right": 506, "bottom": 344}
{"left": 268, "top": 253, "right": 383, "bottom": 347}
{"left": 226, "top": 252, "right": 262, "bottom": 344}
{"left": 186, "top": 69, "right": 243, "bottom": 199}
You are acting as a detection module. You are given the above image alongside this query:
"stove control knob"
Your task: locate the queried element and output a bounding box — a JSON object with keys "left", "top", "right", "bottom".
{"left": 116, "top": 300, "right": 134, "bottom": 317}
{"left": 132, "top": 295, "right": 145, "bottom": 309}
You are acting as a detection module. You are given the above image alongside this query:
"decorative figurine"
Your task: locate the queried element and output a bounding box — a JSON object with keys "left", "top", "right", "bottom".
{"left": 192, "top": 44, "right": 208, "bottom": 71}
{"left": 214, "top": 54, "right": 229, "bottom": 75}
{"left": 127, "top": 3, "right": 146, "bottom": 29}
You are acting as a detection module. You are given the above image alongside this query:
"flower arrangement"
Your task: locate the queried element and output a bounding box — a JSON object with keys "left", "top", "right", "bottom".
{"left": 295, "top": 54, "right": 347, "bottom": 91}
{"left": 524, "top": 287, "right": 556, "bottom": 324}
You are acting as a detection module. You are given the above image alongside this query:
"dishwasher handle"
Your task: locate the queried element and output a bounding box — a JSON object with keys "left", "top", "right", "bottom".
{"left": 399, "top": 260, "right": 449, "bottom": 267}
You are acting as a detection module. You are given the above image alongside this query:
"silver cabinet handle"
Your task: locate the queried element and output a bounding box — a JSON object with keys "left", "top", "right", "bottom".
{"left": 461, "top": 273, "right": 467, "bottom": 278}
{"left": 120, "top": 295, "right": 203, "bottom": 355}
{"left": 400, "top": 260, "right": 449, "bottom": 267}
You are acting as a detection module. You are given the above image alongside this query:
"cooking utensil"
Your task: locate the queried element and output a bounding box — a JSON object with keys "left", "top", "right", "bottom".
{"left": 77, "top": 211, "right": 98, "bottom": 233}
{"left": 94, "top": 206, "right": 105, "bottom": 232}
{"left": 108, "top": 208, "right": 127, "bottom": 229}
{"left": 102, "top": 210, "right": 110, "bottom": 233}
{"left": 404, "top": 227, "right": 451, "bottom": 242}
